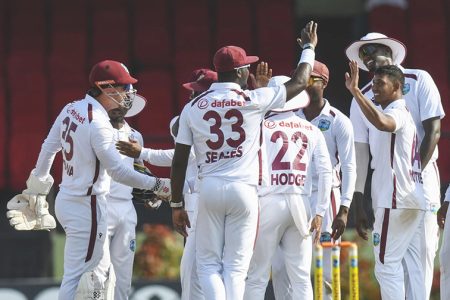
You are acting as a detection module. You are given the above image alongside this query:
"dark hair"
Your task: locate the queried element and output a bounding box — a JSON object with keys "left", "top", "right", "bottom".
{"left": 87, "top": 86, "right": 102, "bottom": 98}
{"left": 374, "top": 65, "right": 404, "bottom": 90}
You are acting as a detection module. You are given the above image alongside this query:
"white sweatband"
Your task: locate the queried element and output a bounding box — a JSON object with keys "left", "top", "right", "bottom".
{"left": 298, "top": 48, "right": 315, "bottom": 69}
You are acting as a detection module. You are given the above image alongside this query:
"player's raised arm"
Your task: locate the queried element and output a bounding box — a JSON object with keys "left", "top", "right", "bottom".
{"left": 284, "top": 21, "right": 318, "bottom": 101}
{"left": 345, "top": 60, "right": 397, "bottom": 132}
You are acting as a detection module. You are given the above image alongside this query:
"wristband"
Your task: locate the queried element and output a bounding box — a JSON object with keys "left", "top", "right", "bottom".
{"left": 170, "top": 201, "right": 184, "bottom": 208}
{"left": 298, "top": 48, "right": 315, "bottom": 67}
{"left": 298, "top": 48, "right": 315, "bottom": 69}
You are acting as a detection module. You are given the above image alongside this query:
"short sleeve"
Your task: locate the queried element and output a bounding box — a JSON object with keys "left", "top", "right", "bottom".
{"left": 384, "top": 107, "right": 406, "bottom": 133}
{"left": 249, "top": 85, "right": 286, "bottom": 112}
{"left": 350, "top": 99, "right": 369, "bottom": 144}
{"left": 175, "top": 103, "right": 194, "bottom": 146}
{"left": 416, "top": 70, "right": 445, "bottom": 121}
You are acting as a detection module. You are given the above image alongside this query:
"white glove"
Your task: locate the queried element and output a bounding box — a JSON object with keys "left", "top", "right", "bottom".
{"left": 6, "top": 194, "right": 37, "bottom": 230}
{"left": 24, "top": 169, "right": 54, "bottom": 195}
{"left": 153, "top": 178, "right": 171, "bottom": 201}
{"left": 34, "top": 195, "right": 57, "bottom": 230}
{"left": 6, "top": 193, "right": 56, "bottom": 231}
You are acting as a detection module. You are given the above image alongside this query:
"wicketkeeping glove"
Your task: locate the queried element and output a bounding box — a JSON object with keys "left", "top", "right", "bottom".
{"left": 6, "top": 193, "right": 56, "bottom": 231}
{"left": 133, "top": 163, "right": 164, "bottom": 210}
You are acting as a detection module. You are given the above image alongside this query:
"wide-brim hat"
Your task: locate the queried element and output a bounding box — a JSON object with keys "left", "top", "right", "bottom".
{"left": 345, "top": 32, "right": 406, "bottom": 71}
{"left": 269, "top": 76, "right": 310, "bottom": 112}
{"left": 125, "top": 94, "right": 147, "bottom": 117}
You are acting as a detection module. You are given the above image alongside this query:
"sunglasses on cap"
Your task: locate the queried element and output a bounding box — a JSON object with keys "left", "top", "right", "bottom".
{"left": 308, "top": 77, "right": 323, "bottom": 85}
{"left": 234, "top": 64, "right": 250, "bottom": 70}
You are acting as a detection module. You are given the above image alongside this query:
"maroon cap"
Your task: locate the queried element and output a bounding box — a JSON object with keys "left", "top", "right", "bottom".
{"left": 182, "top": 69, "right": 218, "bottom": 92}
{"left": 213, "top": 46, "right": 259, "bottom": 72}
{"left": 89, "top": 60, "right": 138, "bottom": 86}
{"left": 311, "top": 60, "right": 329, "bottom": 84}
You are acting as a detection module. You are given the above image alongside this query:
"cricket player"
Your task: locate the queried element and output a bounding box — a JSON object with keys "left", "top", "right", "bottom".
{"left": 116, "top": 68, "right": 218, "bottom": 300}
{"left": 346, "top": 62, "right": 426, "bottom": 299}
{"left": 106, "top": 101, "right": 148, "bottom": 300}
{"left": 271, "top": 60, "right": 356, "bottom": 300}
{"left": 244, "top": 75, "right": 332, "bottom": 300}
{"left": 170, "top": 21, "right": 318, "bottom": 300}
{"left": 6, "top": 60, "right": 171, "bottom": 300}
{"left": 346, "top": 33, "right": 444, "bottom": 299}
{"left": 438, "top": 185, "right": 450, "bottom": 300}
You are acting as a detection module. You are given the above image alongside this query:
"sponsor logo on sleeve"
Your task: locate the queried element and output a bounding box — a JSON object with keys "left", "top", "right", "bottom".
{"left": 130, "top": 239, "right": 136, "bottom": 252}
{"left": 373, "top": 232, "right": 380, "bottom": 246}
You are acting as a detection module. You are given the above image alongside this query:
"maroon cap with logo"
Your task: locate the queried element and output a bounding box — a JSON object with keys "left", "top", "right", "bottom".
{"left": 311, "top": 60, "right": 329, "bottom": 84}
{"left": 213, "top": 46, "right": 259, "bottom": 72}
{"left": 89, "top": 60, "right": 138, "bottom": 86}
{"left": 182, "top": 69, "right": 218, "bottom": 92}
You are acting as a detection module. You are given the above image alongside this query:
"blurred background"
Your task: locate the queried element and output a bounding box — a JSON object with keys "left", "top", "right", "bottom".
{"left": 0, "top": 0, "right": 448, "bottom": 299}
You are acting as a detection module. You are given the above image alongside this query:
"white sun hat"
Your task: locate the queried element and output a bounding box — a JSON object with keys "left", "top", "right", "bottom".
{"left": 269, "top": 76, "right": 310, "bottom": 112}
{"left": 345, "top": 32, "right": 407, "bottom": 71}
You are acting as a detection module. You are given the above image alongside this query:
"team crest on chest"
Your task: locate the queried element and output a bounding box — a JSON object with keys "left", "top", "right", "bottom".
{"left": 373, "top": 232, "right": 381, "bottom": 246}
{"left": 130, "top": 239, "right": 136, "bottom": 252}
{"left": 317, "top": 119, "right": 331, "bottom": 131}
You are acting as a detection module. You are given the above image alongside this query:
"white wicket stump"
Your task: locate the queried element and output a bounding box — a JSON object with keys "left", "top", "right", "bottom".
{"left": 314, "top": 242, "right": 359, "bottom": 300}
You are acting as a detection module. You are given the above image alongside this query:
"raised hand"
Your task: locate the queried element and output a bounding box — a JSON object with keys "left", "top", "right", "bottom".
{"left": 297, "top": 21, "right": 318, "bottom": 48}
{"left": 345, "top": 60, "right": 360, "bottom": 92}
{"left": 254, "top": 62, "right": 272, "bottom": 88}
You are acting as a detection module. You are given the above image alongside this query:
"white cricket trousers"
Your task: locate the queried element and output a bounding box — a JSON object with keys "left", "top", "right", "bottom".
{"left": 421, "top": 161, "right": 441, "bottom": 300}
{"left": 180, "top": 193, "right": 204, "bottom": 300}
{"left": 373, "top": 207, "right": 425, "bottom": 300}
{"left": 55, "top": 192, "right": 109, "bottom": 300}
{"left": 244, "top": 193, "right": 313, "bottom": 300}
{"left": 271, "top": 188, "right": 340, "bottom": 300}
{"left": 107, "top": 198, "right": 137, "bottom": 300}
{"left": 440, "top": 204, "right": 450, "bottom": 300}
{"left": 195, "top": 177, "right": 259, "bottom": 300}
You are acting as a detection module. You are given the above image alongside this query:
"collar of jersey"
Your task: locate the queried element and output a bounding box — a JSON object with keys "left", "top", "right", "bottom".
{"left": 85, "top": 94, "right": 109, "bottom": 117}
{"left": 298, "top": 98, "right": 332, "bottom": 120}
{"left": 383, "top": 98, "right": 406, "bottom": 111}
{"left": 209, "top": 82, "right": 242, "bottom": 90}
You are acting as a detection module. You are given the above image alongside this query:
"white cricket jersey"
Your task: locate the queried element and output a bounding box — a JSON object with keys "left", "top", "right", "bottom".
{"left": 369, "top": 99, "right": 425, "bottom": 210}
{"left": 140, "top": 147, "right": 198, "bottom": 194}
{"left": 33, "top": 95, "right": 158, "bottom": 196}
{"left": 109, "top": 123, "right": 144, "bottom": 201}
{"left": 176, "top": 82, "right": 286, "bottom": 186}
{"left": 297, "top": 100, "right": 356, "bottom": 207}
{"left": 350, "top": 66, "right": 445, "bottom": 164}
{"left": 258, "top": 111, "right": 332, "bottom": 216}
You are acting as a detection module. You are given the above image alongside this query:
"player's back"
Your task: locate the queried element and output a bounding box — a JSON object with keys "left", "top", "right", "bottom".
{"left": 180, "top": 82, "right": 285, "bottom": 185}
{"left": 56, "top": 97, "right": 111, "bottom": 196}
{"left": 259, "top": 111, "right": 322, "bottom": 196}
